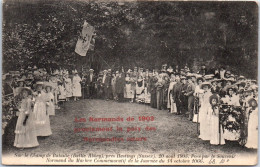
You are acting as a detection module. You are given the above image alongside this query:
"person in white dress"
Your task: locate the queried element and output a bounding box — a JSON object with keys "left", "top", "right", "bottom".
{"left": 221, "top": 86, "right": 240, "bottom": 141}
{"left": 64, "top": 72, "right": 72, "bottom": 101}
{"left": 167, "top": 74, "right": 177, "bottom": 113}
{"left": 193, "top": 76, "right": 204, "bottom": 122}
{"left": 14, "top": 87, "right": 39, "bottom": 149}
{"left": 209, "top": 94, "right": 225, "bottom": 145}
{"left": 199, "top": 82, "right": 212, "bottom": 141}
{"left": 72, "top": 70, "right": 82, "bottom": 101}
{"left": 45, "top": 83, "right": 55, "bottom": 116}
{"left": 33, "top": 82, "right": 52, "bottom": 137}
{"left": 245, "top": 98, "right": 258, "bottom": 149}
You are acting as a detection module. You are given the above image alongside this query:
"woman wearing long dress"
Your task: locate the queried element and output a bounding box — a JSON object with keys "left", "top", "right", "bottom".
{"left": 193, "top": 77, "right": 204, "bottom": 122}
{"left": 111, "top": 73, "right": 117, "bottom": 100}
{"left": 33, "top": 82, "right": 52, "bottom": 137}
{"left": 124, "top": 73, "right": 133, "bottom": 101}
{"left": 150, "top": 75, "right": 158, "bottom": 108}
{"left": 167, "top": 74, "right": 177, "bottom": 113}
{"left": 45, "top": 83, "right": 55, "bottom": 116}
{"left": 245, "top": 98, "right": 258, "bottom": 149}
{"left": 72, "top": 71, "right": 82, "bottom": 101}
{"left": 64, "top": 73, "right": 72, "bottom": 101}
{"left": 199, "top": 82, "right": 212, "bottom": 141}
{"left": 209, "top": 94, "right": 225, "bottom": 145}
{"left": 14, "top": 87, "right": 39, "bottom": 148}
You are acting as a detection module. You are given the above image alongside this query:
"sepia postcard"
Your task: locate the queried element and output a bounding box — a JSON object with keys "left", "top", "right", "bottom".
{"left": 1, "top": 0, "right": 258, "bottom": 165}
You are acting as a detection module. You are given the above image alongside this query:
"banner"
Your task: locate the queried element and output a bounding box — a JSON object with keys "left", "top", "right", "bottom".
{"left": 75, "top": 21, "right": 95, "bottom": 56}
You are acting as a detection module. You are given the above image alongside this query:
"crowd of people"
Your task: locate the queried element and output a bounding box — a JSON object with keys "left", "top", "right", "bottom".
{"left": 2, "top": 64, "right": 258, "bottom": 149}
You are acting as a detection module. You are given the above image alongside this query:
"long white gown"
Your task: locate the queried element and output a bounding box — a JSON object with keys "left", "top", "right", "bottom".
{"left": 72, "top": 75, "right": 82, "bottom": 97}
{"left": 64, "top": 78, "right": 73, "bottom": 97}
{"left": 33, "top": 91, "right": 52, "bottom": 137}
{"left": 167, "top": 81, "right": 177, "bottom": 113}
{"left": 245, "top": 107, "right": 258, "bottom": 149}
{"left": 209, "top": 106, "right": 225, "bottom": 145}
{"left": 199, "top": 90, "right": 212, "bottom": 141}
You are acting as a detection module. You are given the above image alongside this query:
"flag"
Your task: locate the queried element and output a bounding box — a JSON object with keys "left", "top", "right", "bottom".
{"left": 75, "top": 21, "right": 95, "bottom": 56}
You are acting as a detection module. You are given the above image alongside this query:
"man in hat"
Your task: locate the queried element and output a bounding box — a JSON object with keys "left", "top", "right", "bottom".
{"left": 185, "top": 75, "right": 195, "bottom": 121}
{"left": 180, "top": 76, "right": 188, "bottom": 115}
{"left": 198, "top": 64, "right": 208, "bottom": 76}
{"left": 102, "top": 70, "right": 111, "bottom": 100}
{"left": 172, "top": 75, "right": 183, "bottom": 114}
{"left": 85, "top": 69, "right": 96, "bottom": 99}
{"left": 115, "top": 71, "right": 125, "bottom": 102}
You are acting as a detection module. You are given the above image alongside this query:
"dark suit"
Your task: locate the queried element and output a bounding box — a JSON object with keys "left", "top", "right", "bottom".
{"left": 186, "top": 82, "right": 195, "bottom": 120}
{"left": 180, "top": 83, "right": 188, "bottom": 114}
{"left": 102, "top": 74, "right": 111, "bottom": 100}
{"left": 115, "top": 75, "right": 125, "bottom": 102}
{"left": 172, "top": 81, "right": 182, "bottom": 114}
{"left": 85, "top": 73, "right": 96, "bottom": 98}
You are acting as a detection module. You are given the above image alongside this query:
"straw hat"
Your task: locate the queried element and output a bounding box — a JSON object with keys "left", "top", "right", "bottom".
{"left": 200, "top": 82, "right": 211, "bottom": 89}
{"left": 15, "top": 87, "right": 33, "bottom": 97}
{"left": 44, "top": 82, "right": 53, "bottom": 90}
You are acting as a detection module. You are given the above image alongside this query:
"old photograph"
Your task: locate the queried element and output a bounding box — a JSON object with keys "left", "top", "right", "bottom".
{"left": 2, "top": 0, "right": 258, "bottom": 165}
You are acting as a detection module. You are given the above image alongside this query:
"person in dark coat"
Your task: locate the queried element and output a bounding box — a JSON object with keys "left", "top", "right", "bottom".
{"left": 101, "top": 70, "right": 111, "bottom": 100}
{"left": 185, "top": 75, "right": 195, "bottom": 121}
{"left": 116, "top": 72, "right": 125, "bottom": 102}
{"left": 85, "top": 69, "right": 96, "bottom": 99}
{"left": 150, "top": 75, "right": 158, "bottom": 108}
{"left": 172, "top": 75, "right": 182, "bottom": 114}
{"left": 3, "top": 74, "right": 14, "bottom": 96}
{"left": 180, "top": 76, "right": 188, "bottom": 115}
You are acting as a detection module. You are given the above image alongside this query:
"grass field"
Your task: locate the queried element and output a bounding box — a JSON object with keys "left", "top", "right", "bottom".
{"left": 2, "top": 99, "right": 257, "bottom": 157}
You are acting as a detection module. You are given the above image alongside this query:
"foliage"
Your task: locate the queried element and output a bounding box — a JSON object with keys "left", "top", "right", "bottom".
{"left": 219, "top": 105, "right": 243, "bottom": 132}
{"left": 3, "top": 1, "right": 258, "bottom": 78}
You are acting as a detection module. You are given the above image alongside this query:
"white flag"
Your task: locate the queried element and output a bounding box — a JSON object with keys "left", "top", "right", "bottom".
{"left": 75, "top": 21, "right": 95, "bottom": 56}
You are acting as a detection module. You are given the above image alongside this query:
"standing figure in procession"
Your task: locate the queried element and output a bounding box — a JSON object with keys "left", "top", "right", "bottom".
{"left": 172, "top": 75, "right": 182, "bottom": 115}
{"left": 185, "top": 75, "right": 195, "bottom": 121}
{"left": 64, "top": 71, "right": 73, "bottom": 101}
{"left": 14, "top": 87, "right": 39, "bottom": 149}
{"left": 221, "top": 86, "right": 241, "bottom": 141}
{"left": 199, "top": 82, "right": 212, "bottom": 141}
{"left": 209, "top": 94, "right": 225, "bottom": 145}
{"left": 45, "top": 83, "right": 55, "bottom": 116}
{"left": 33, "top": 82, "right": 52, "bottom": 137}
{"left": 72, "top": 70, "right": 82, "bottom": 101}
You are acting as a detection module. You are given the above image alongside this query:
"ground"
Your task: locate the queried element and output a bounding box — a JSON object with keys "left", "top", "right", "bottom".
{"left": 2, "top": 99, "right": 257, "bottom": 156}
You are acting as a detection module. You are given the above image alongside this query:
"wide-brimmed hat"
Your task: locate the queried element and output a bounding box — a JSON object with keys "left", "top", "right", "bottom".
{"left": 238, "top": 76, "right": 245, "bottom": 80}
{"left": 204, "top": 74, "right": 214, "bottom": 80}
{"left": 196, "top": 76, "right": 204, "bottom": 83}
{"left": 200, "top": 82, "right": 211, "bottom": 89}
{"left": 211, "top": 78, "right": 221, "bottom": 83}
{"left": 16, "top": 87, "right": 33, "bottom": 97}
{"left": 226, "top": 85, "right": 237, "bottom": 92}
{"left": 17, "top": 79, "right": 25, "bottom": 83}
{"left": 44, "top": 82, "right": 53, "bottom": 90}
{"left": 180, "top": 76, "right": 186, "bottom": 80}
{"left": 235, "top": 81, "right": 246, "bottom": 87}
{"left": 36, "top": 81, "right": 45, "bottom": 87}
